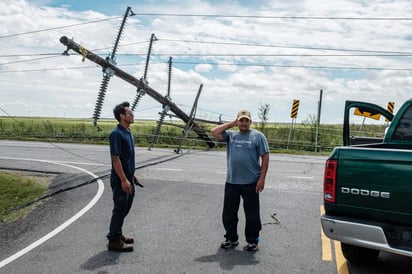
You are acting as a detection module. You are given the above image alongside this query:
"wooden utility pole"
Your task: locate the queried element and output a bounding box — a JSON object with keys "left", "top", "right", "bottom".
{"left": 60, "top": 36, "right": 216, "bottom": 148}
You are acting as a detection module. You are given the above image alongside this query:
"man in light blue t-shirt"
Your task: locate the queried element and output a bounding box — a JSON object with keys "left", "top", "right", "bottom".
{"left": 211, "top": 109, "right": 269, "bottom": 252}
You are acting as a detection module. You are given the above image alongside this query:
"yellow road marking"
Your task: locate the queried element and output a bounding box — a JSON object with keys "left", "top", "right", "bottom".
{"left": 320, "top": 205, "right": 350, "bottom": 273}
{"left": 320, "top": 205, "right": 333, "bottom": 261}
{"left": 334, "top": 241, "right": 349, "bottom": 274}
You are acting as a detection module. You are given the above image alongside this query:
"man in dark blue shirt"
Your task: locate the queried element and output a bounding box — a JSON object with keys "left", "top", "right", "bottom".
{"left": 107, "top": 101, "right": 139, "bottom": 252}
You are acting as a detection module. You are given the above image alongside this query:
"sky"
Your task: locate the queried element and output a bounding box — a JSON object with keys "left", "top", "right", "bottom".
{"left": 1, "top": 0, "right": 412, "bottom": 125}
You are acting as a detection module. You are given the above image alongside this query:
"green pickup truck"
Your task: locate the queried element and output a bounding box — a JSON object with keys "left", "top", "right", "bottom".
{"left": 321, "top": 99, "right": 412, "bottom": 264}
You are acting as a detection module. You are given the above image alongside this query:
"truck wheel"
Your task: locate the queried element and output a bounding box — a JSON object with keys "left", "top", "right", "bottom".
{"left": 341, "top": 242, "right": 380, "bottom": 264}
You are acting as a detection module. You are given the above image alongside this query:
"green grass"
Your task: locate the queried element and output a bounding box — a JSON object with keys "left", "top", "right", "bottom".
{"left": 0, "top": 170, "right": 49, "bottom": 223}
{"left": 0, "top": 116, "right": 388, "bottom": 152}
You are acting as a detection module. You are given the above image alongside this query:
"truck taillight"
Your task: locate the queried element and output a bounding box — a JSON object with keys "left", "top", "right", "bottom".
{"left": 324, "top": 159, "right": 337, "bottom": 203}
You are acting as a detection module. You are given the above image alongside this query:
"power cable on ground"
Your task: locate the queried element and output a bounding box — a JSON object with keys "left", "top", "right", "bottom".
{"left": 3, "top": 152, "right": 184, "bottom": 214}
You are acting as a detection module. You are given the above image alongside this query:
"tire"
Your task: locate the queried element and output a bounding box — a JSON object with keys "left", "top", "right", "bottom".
{"left": 341, "top": 242, "right": 380, "bottom": 264}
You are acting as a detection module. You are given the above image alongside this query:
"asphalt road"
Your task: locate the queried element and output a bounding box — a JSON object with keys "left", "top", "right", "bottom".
{"left": 0, "top": 140, "right": 411, "bottom": 274}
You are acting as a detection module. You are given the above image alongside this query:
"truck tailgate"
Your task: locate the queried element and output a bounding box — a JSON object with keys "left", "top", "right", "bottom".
{"left": 335, "top": 147, "right": 412, "bottom": 225}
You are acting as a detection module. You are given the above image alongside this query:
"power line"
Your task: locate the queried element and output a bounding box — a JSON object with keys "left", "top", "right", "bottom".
{"left": 173, "top": 61, "right": 412, "bottom": 71}
{"left": 2, "top": 39, "right": 411, "bottom": 64}
{"left": 1, "top": 36, "right": 411, "bottom": 71}
{"left": 0, "top": 53, "right": 63, "bottom": 57}
{"left": 132, "top": 13, "right": 412, "bottom": 21}
{"left": 3, "top": 52, "right": 412, "bottom": 60}
{"left": 142, "top": 53, "right": 412, "bottom": 57}
{"left": 3, "top": 12, "right": 412, "bottom": 41}
{"left": 0, "top": 41, "right": 149, "bottom": 59}
{"left": 1, "top": 60, "right": 412, "bottom": 73}
{"left": 0, "top": 105, "right": 21, "bottom": 124}
{"left": 0, "top": 55, "right": 62, "bottom": 65}
{"left": 0, "top": 17, "right": 121, "bottom": 39}
{"left": 0, "top": 64, "right": 97, "bottom": 73}
{"left": 160, "top": 39, "right": 412, "bottom": 55}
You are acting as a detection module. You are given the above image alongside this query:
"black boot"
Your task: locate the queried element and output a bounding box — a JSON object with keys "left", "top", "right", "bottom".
{"left": 108, "top": 238, "right": 133, "bottom": 252}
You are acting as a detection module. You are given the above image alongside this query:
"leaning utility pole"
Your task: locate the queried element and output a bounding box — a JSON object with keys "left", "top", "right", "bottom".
{"left": 60, "top": 36, "right": 216, "bottom": 148}
{"left": 175, "top": 84, "right": 204, "bottom": 154}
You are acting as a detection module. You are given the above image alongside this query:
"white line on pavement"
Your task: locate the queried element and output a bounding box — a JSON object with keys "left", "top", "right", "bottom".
{"left": 286, "top": 176, "right": 314, "bottom": 180}
{"left": 0, "top": 157, "right": 104, "bottom": 269}
{"left": 155, "top": 168, "right": 182, "bottom": 171}
{"left": 0, "top": 156, "right": 108, "bottom": 166}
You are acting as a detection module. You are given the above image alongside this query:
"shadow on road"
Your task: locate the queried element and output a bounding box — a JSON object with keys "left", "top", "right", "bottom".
{"left": 80, "top": 250, "right": 121, "bottom": 272}
{"left": 194, "top": 248, "right": 259, "bottom": 271}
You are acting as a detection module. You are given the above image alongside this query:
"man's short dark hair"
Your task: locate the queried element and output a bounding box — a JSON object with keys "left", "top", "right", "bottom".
{"left": 113, "top": 101, "right": 130, "bottom": 122}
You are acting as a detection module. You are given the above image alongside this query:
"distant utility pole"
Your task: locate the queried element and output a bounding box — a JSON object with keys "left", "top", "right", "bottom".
{"left": 315, "top": 89, "right": 323, "bottom": 152}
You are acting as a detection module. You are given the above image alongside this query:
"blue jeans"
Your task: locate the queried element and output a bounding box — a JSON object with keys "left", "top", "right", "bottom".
{"left": 107, "top": 176, "right": 135, "bottom": 241}
{"left": 222, "top": 182, "right": 261, "bottom": 244}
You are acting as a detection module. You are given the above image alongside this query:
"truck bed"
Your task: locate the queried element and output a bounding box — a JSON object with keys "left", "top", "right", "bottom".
{"left": 325, "top": 145, "right": 412, "bottom": 226}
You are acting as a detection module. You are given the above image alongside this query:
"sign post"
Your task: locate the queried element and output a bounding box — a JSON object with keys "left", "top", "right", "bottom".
{"left": 315, "top": 89, "right": 323, "bottom": 152}
{"left": 287, "top": 99, "right": 299, "bottom": 149}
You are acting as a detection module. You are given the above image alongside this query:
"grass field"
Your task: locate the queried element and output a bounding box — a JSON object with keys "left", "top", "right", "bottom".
{"left": 0, "top": 116, "right": 388, "bottom": 152}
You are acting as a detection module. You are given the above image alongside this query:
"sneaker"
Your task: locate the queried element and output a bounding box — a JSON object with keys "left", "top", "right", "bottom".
{"left": 244, "top": 243, "right": 258, "bottom": 251}
{"left": 221, "top": 239, "right": 239, "bottom": 249}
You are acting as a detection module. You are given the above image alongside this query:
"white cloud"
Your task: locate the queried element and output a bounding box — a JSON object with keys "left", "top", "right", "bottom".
{"left": 1, "top": 0, "right": 412, "bottom": 124}
{"left": 195, "top": 63, "right": 212, "bottom": 72}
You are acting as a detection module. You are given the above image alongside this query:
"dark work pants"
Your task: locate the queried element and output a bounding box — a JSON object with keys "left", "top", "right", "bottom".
{"left": 107, "top": 179, "right": 134, "bottom": 241}
{"left": 222, "top": 182, "right": 261, "bottom": 244}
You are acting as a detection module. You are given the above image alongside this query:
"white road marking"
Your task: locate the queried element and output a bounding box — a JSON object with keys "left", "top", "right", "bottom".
{"left": 155, "top": 168, "right": 182, "bottom": 171}
{"left": 53, "top": 160, "right": 108, "bottom": 166}
{"left": 0, "top": 157, "right": 104, "bottom": 269}
{"left": 286, "top": 176, "right": 314, "bottom": 180}
{"left": 0, "top": 156, "right": 108, "bottom": 166}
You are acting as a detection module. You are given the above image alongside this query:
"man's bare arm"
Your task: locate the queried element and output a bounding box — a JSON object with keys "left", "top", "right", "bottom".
{"left": 256, "top": 152, "right": 269, "bottom": 192}
{"left": 211, "top": 119, "right": 237, "bottom": 140}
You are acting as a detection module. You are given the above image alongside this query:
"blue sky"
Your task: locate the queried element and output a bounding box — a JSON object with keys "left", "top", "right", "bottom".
{"left": 1, "top": 0, "right": 412, "bottom": 124}
{"left": 36, "top": 0, "right": 123, "bottom": 14}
